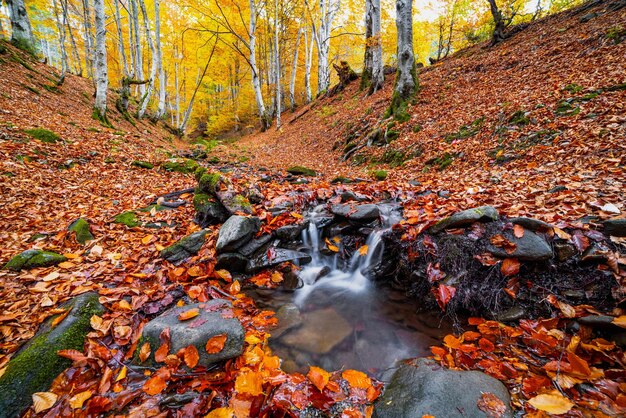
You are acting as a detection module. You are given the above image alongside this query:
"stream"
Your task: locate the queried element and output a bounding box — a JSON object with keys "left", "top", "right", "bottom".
{"left": 249, "top": 204, "right": 453, "bottom": 378}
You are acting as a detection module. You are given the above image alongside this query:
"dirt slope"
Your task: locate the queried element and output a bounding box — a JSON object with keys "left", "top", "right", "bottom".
{"left": 231, "top": 0, "right": 625, "bottom": 223}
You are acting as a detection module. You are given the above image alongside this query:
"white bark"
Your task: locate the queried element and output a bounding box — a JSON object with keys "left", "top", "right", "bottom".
{"left": 289, "top": 27, "right": 301, "bottom": 111}
{"left": 154, "top": 0, "right": 166, "bottom": 119}
{"left": 363, "top": 0, "right": 383, "bottom": 93}
{"left": 62, "top": 0, "right": 82, "bottom": 76}
{"left": 249, "top": 0, "right": 269, "bottom": 130}
{"left": 113, "top": 0, "right": 128, "bottom": 77}
{"left": 304, "top": 26, "right": 314, "bottom": 102}
{"left": 130, "top": 0, "right": 144, "bottom": 96}
{"left": 52, "top": 0, "right": 69, "bottom": 75}
{"left": 6, "top": 0, "right": 35, "bottom": 52}
{"left": 93, "top": 0, "right": 108, "bottom": 119}
{"left": 395, "top": 0, "right": 416, "bottom": 99}
{"left": 138, "top": 0, "right": 157, "bottom": 118}
{"left": 175, "top": 60, "right": 180, "bottom": 127}
{"left": 274, "top": 0, "right": 281, "bottom": 129}
{"left": 81, "top": 0, "right": 94, "bottom": 78}
{"left": 311, "top": 0, "right": 337, "bottom": 94}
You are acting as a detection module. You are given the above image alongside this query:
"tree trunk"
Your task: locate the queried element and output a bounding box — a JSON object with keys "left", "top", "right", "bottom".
{"left": 154, "top": 0, "right": 167, "bottom": 119}
{"left": 250, "top": 0, "right": 270, "bottom": 130}
{"left": 62, "top": 0, "right": 83, "bottom": 76}
{"left": 137, "top": 0, "right": 157, "bottom": 118}
{"left": 304, "top": 26, "right": 314, "bottom": 103}
{"left": 6, "top": 0, "right": 35, "bottom": 52}
{"left": 81, "top": 0, "right": 95, "bottom": 78}
{"left": 93, "top": 0, "right": 108, "bottom": 122}
{"left": 175, "top": 60, "right": 180, "bottom": 127}
{"left": 394, "top": 0, "right": 417, "bottom": 101}
{"left": 130, "top": 0, "right": 144, "bottom": 97}
{"left": 289, "top": 27, "right": 301, "bottom": 111}
{"left": 52, "top": 0, "right": 69, "bottom": 75}
{"left": 361, "top": 0, "right": 384, "bottom": 93}
{"left": 487, "top": 0, "right": 506, "bottom": 45}
{"left": 179, "top": 40, "right": 217, "bottom": 133}
{"left": 274, "top": 0, "right": 281, "bottom": 129}
{"left": 113, "top": 0, "right": 129, "bottom": 77}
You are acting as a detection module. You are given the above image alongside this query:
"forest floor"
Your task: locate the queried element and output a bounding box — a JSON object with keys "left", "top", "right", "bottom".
{"left": 0, "top": 0, "right": 625, "bottom": 417}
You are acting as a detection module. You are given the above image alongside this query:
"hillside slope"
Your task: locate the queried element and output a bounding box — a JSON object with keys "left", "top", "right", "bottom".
{"left": 231, "top": 0, "right": 625, "bottom": 223}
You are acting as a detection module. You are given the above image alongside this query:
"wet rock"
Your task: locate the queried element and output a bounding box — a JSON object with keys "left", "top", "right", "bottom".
{"left": 341, "top": 191, "right": 368, "bottom": 203}
{"left": 238, "top": 235, "right": 272, "bottom": 257}
{"left": 496, "top": 306, "right": 527, "bottom": 322}
{"left": 554, "top": 241, "right": 577, "bottom": 261}
{"left": 488, "top": 230, "right": 552, "bottom": 261}
{"left": 437, "top": 190, "right": 450, "bottom": 198}
{"left": 245, "top": 185, "right": 265, "bottom": 204}
{"left": 193, "top": 193, "right": 228, "bottom": 227}
{"left": 216, "top": 191, "right": 253, "bottom": 215}
{"left": 216, "top": 216, "right": 261, "bottom": 253}
{"left": 68, "top": 218, "right": 94, "bottom": 244}
{"left": 287, "top": 166, "right": 316, "bottom": 177}
{"left": 247, "top": 248, "right": 312, "bottom": 273}
{"left": 4, "top": 249, "right": 67, "bottom": 271}
{"left": 331, "top": 203, "right": 380, "bottom": 221}
{"left": 578, "top": 315, "right": 617, "bottom": 329}
{"left": 280, "top": 308, "right": 352, "bottom": 354}
{"left": 282, "top": 271, "right": 304, "bottom": 290}
{"left": 408, "top": 180, "right": 421, "bottom": 186}
{"left": 374, "top": 358, "right": 513, "bottom": 418}
{"left": 275, "top": 224, "right": 306, "bottom": 242}
{"left": 429, "top": 206, "right": 499, "bottom": 234}
{"left": 160, "top": 230, "right": 208, "bottom": 263}
{"left": 548, "top": 185, "right": 568, "bottom": 193}
{"left": 0, "top": 293, "right": 104, "bottom": 418}
{"left": 510, "top": 217, "right": 552, "bottom": 232}
{"left": 216, "top": 253, "right": 249, "bottom": 273}
{"left": 581, "top": 243, "right": 610, "bottom": 262}
{"left": 272, "top": 304, "right": 302, "bottom": 338}
{"left": 604, "top": 219, "right": 626, "bottom": 237}
{"left": 139, "top": 299, "right": 244, "bottom": 367}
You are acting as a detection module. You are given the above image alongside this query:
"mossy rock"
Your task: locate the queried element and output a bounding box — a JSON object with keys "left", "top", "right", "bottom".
{"left": 4, "top": 249, "right": 66, "bottom": 271}
{"left": 113, "top": 211, "right": 140, "bottom": 227}
{"left": 139, "top": 204, "right": 175, "bottom": 213}
{"left": 68, "top": 218, "right": 94, "bottom": 245}
{"left": 24, "top": 128, "right": 60, "bottom": 143}
{"left": 331, "top": 176, "right": 353, "bottom": 184}
{"left": 131, "top": 160, "right": 154, "bottom": 169}
{"left": 198, "top": 172, "right": 225, "bottom": 194}
{"left": 193, "top": 192, "right": 229, "bottom": 227}
{"left": 161, "top": 158, "right": 200, "bottom": 174}
{"left": 371, "top": 170, "right": 388, "bottom": 181}
{"left": 0, "top": 292, "right": 104, "bottom": 418}
{"left": 287, "top": 166, "right": 316, "bottom": 177}
{"left": 161, "top": 230, "right": 208, "bottom": 263}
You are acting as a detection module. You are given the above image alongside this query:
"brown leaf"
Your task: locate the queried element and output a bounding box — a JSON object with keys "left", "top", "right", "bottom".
{"left": 501, "top": 258, "right": 520, "bottom": 277}
{"left": 206, "top": 334, "right": 228, "bottom": 354}
{"left": 476, "top": 392, "right": 507, "bottom": 418}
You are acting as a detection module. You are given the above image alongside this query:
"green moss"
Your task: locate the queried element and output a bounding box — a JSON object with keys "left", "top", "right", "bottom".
{"left": 87, "top": 127, "right": 100, "bottom": 133}
{"left": 4, "top": 250, "right": 67, "bottom": 271}
{"left": 287, "top": 166, "right": 317, "bottom": 177}
{"left": 607, "top": 83, "right": 626, "bottom": 92}
{"left": 508, "top": 110, "right": 530, "bottom": 126}
{"left": 606, "top": 25, "right": 625, "bottom": 44}
{"left": 92, "top": 107, "right": 112, "bottom": 128}
{"left": 193, "top": 192, "right": 213, "bottom": 212}
{"left": 132, "top": 160, "right": 154, "bottom": 169}
{"left": 162, "top": 159, "right": 200, "bottom": 174}
{"left": 232, "top": 194, "right": 252, "bottom": 210}
{"left": 375, "top": 147, "right": 422, "bottom": 167}
{"left": 385, "top": 129, "right": 400, "bottom": 142}
{"left": 42, "top": 84, "right": 60, "bottom": 94}
{"left": 0, "top": 43, "right": 7, "bottom": 55}
{"left": 113, "top": 211, "right": 140, "bottom": 227}
{"left": 331, "top": 176, "right": 352, "bottom": 184}
{"left": 426, "top": 152, "right": 455, "bottom": 171}
{"left": 555, "top": 100, "right": 580, "bottom": 116}
{"left": 444, "top": 117, "right": 485, "bottom": 143}
{"left": 0, "top": 293, "right": 103, "bottom": 418}
{"left": 68, "top": 218, "right": 94, "bottom": 245}
{"left": 563, "top": 83, "right": 583, "bottom": 94}
{"left": 104, "top": 157, "right": 115, "bottom": 163}
{"left": 412, "top": 124, "right": 422, "bottom": 133}
{"left": 24, "top": 128, "right": 60, "bottom": 143}
{"left": 370, "top": 170, "right": 388, "bottom": 181}
{"left": 343, "top": 142, "right": 358, "bottom": 154}
{"left": 199, "top": 172, "right": 224, "bottom": 194}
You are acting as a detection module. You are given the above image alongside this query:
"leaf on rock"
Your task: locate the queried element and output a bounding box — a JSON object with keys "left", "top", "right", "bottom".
{"left": 477, "top": 392, "right": 507, "bottom": 418}
{"left": 180, "top": 345, "right": 200, "bottom": 368}
{"left": 178, "top": 308, "right": 200, "bottom": 321}
{"left": 234, "top": 368, "right": 263, "bottom": 396}
{"left": 501, "top": 258, "right": 520, "bottom": 277}
{"left": 139, "top": 342, "right": 151, "bottom": 363}
{"left": 143, "top": 368, "right": 170, "bottom": 396}
{"left": 206, "top": 334, "right": 228, "bottom": 354}
{"left": 513, "top": 224, "right": 525, "bottom": 238}
{"left": 341, "top": 369, "right": 371, "bottom": 389}
{"left": 69, "top": 390, "right": 93, "bottom": 409}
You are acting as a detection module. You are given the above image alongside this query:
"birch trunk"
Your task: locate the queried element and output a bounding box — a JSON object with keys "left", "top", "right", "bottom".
{"left": 6, "top": 0, "right": 35, "bottom": 52}
{"left": 362, "top": 0, "right": 383, "bottom": 93}
{"left": 62, "top": 0, "right": 83, "bottom": 76}
{"left": 130, "top": 0, "right": 144, "bottom": 96}
{"left": 304, "top": 27, "right": 314, "bottom": 102}
{"left": 274, "top": 0, "right": 281, "bottom": 129}
{"left": 52, "top": 0, "right": 69, "bottom": 75}
{"left": 289, "top": 27, "right": 301, "bottom": 111}
{"left": 113, "top": 0, "right": 128, "bottom": 76}
{"left": 93, "top": 0, "right": 108, "bottom": 121}
{"left": 138, "top": 0, "right": 157, "bottom": 118}
{"left": 313, "top": 0, "right": 336, "bottom": 94}
{"left": 250, "top": 0, "right": 270, "bottom": 130}
{"left": 175, "top": 60, "right": 180, "bottom": 127}
{"left": 154, "top": 0, "right": 166, "bottom": 119}
{"left": 81, "top": 0, "right": 94, "bottom": 78}
{"left": 394, "top": 0, "right": 416, "bottom": 100}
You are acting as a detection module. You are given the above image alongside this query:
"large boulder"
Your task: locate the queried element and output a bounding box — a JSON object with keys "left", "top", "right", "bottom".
{"left": 331, "top": 204, "right": 380, "bottom": 221}
{"left": 216, "top": 216, "right": 261, "bottom": 253}
{"left": 193, "top": 193, "right": 228, "bottom": 227}
{"left": 247, "top": 248, "right": 312, "bottom": 273}
{"left": 429, "top": 206, "right": 499, "bottom": 234}
{"left": 374, "top": 358, "right": 513, "bottom": 418}
{"left": 216, "top": 191, "right": 254, "bottom": 215}
{"left": 160, "top": 230, "right": 208, "bottom": 263}
{"left": 0, "top": 293, "right": 104, "bottom": 418}
{"left": 4, "top": 249, "right": 67, "bottom": 271}
{"left": 139, "top": 299, "right": 244, "bottom": 368}
{"left": 488, "top": 230, "right": 553, "bottom": 261}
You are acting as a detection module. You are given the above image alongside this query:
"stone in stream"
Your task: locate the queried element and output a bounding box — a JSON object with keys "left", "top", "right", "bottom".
{"left": 0, "top": 293, "right": 104, "bottom": 418}
{"left": 487, "top": 230, "right": 553, "bottom": 261}
{"left": 429, "top": 205, "right": 499, "bottom": 234}
{"left": 603, "top": 219, "right": 626, "bottom": 237}
{"left": 331, "top": 203, "right": 380, "bottom": 221}
{"left": 139, "top": 299, "right": 244, "bottom": 368}
{"left": 216, "top": 216, "right": 261, "bottom": 253}
{"left": 279, "top": 308, "right": 352, "bottom": 354}
{"left": 160, "top": 230, "right": 208, "bottom": 263}
{"left": 272, "top": 303, "right": 303, "bottom": 338}
{"left": 374, "top": 358, "right": 513, "bottom": 418}
{"left": 193, "top": 193, "right": 229, "bottom": 227}
{"left": 216, "top": 191, "right": 254, "bottom": 215}
{"left": 238, "top": 235, "right": 272, "bottom": 257}
{"left": 275, "top": 224, "right": 307, "bottom": 242}
{"left": 68, "top": 218, "right": 94, "bottom": 244}
{"left": 216, "top": 252, "right": 249, "bottom": 273}
{"left": 4, "top": 249, "right": 67, "bottom": 271}
{"left": 247, "top": 248, "right": 312, "bottom": 273}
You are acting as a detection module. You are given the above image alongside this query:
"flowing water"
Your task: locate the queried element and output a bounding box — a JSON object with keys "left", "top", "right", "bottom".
{"left": 250, "top": 205, "right": 452, "bottom": 378}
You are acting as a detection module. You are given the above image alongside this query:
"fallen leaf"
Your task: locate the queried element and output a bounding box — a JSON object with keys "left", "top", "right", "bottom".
{"left": 476, "top": 392, "right": 507, "bottom": 418}
{"left": 234, "top": 368, "right": 263, "bottom": 395}
{"left": 139, "top": 342, "right": 151, "bottom": 362}
{"left": 205, "top": 407, "right": 235, "bottom": 418}
{"left": 69, "top": 390, "right": 92, "bottom": 409}
{"left": 178, "top": 308, "right": 199, "bottom": 321}
{"left": 527, "top": 392, "right": 574, "bottom": 414}
{"left": 342, "top": 369, "right": 371, "bottom": 389}
{"left": 32, "top": 392, "right": 58, "bottom": 413}
{"left": 206, "top": 334, "right": 228, "bottom": 354}
{"left": 143, "top": 368, "right": 170, "bottom": 395}
{"left": 513, "top": 224, "right": 524, "bottom": 238}
{"left": 180, "top": 345, "right": 200, "bottom": 368}
{"left": 115, "top": 366, "right": 127, "bottom": 382}
{"left": 308, "top": 366, "right": 331, "bottom": 391}
{"left": 358, "top": 245, "right": 369, "bottom": 256}
{"left": 501, "top": 258, "right": 520, "bottom": 277}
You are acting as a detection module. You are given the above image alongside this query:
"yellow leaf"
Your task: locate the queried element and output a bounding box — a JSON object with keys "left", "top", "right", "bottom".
{"left": 205, "top": 407, "right": 235, "bottom": 418}
{"left": 612, "top": 315, "right": 626, "bottom": 328}
{"left": 69, "top": 390, "right": 92, "bottom": 409}
{"left": 358, "top": 245, "right": 369, "bottom": 256}
{"left": 234, "top": 368, "right": 264, "bottom": 396}
{"left": 229, "top": 280, "right": 241, "bottom": 294}
{"left": 341, "top": 369, "right": 372, "bottom": 389}
{"left": 32, "top": 392, "right": 58, "bottom": 413}
{"left": 142, "top": 234, "right": 155, "bottom": 244}
{"left": 271, "top": 271, "right": 284, "bottom": 283}
{"left": 155, "top": 243, "right": 165, "bottom": 251}
{"left": 188, "top": 265, "right": 203, "bottom": 277}
{"left": 527, "top": 392, "right": 574, "bottom": 414}
{"left": 58, "top": 261, "right": 75, "bottom": 269}
{"left": 63, "top": 253, "right": 80, "bottom": 259}
{"left": 215, "top": 269, "right": 233, "bottom": 282}
{"left": 178, "top": 308, "right": 199, "bottom": 321}
{"left": 42, "top": 271, "right": 60, "bottom": 282}
{"left": 308, "top": 366, "right": 331, "bottom": 391}
{"left": 553, "top": 227, "right": 571, "bottom": 240}
{"left": 116, "top": 366, "right": 127, "bottom": 382}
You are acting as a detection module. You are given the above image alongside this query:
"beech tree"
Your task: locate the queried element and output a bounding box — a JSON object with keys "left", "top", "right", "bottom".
{"left": 5, "top": 0, "right": 35, "bottom": 52}
{"left": 93, "top": 0, "right": 108, "bottom": 123}
{"left": 388, "top": 0, "right": 417, "bottom": 119}
{"left": 361, "top": 0, "right": 383, "bottom": 93}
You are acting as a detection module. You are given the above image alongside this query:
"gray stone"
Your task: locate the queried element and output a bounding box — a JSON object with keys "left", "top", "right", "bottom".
{"left": 496, "top": 306, "right": 526, "bottom": 322}
{"left": 374, "top": 358, "right": 513, "bottom": 418}
{"left": 0, "top": 293, "right": 104, "bottom": 418}
{"left": 510, "top": 217, "right": 552, "bottom": 232}
{"left": 160, "top": 230, "right": 208, "bottom": 263}
{"left": 4, "top": 249, "right": 67, "bottom": 271}
{"left": 331, "top": 203, "right": 380, "bottom": 221}
{"left": 280, "top": 308, "right": 352, "bottom": 354}
{"left": 247, "top": 248, "right": 312, "bottom": 273}
{"left": 487, "top": 230, "right": 553, "bottom": 261}
{"left": 554, "top": 241, "right": 577, "bottom": 261}
{"left": 216, "top": 216, "right": 261, "bottom": 253}
{"left": 216, "top": 191, "right": 253, "bottom": 215}
{"left": 238, "top": 235, "right": 272, "bottom": 257}
{"left": 430, "top": 206, "right": 499, "bottom": 234}
{"left": 275, "top": 224, "right": 306, "bottom": 242}
{"left": 193, "top": 193, "right": 228, "bottom": 227}
{"left": 604, "top": 219, "right": 626, "bottom": 237}
{"left": 216, "top": 253, "right": 249, "bottom": 273}
{"left": 140, "top": 299, "right": 244, "bottom": 368}
{"left": 272, "top": 303, "right": 302, "bottom": 338}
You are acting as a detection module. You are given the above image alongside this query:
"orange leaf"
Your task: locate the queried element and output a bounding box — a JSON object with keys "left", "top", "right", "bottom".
{"left": 206, "top": 334, "right": 228, "bottom": 354}
{"left": 234, "top": 368, "right": 264, "bottom": 396}
{"left": 307, "top": 366, "right": 331, "bottom": 391}
{"left": 229, "top": 280, "right": 241, "bottom": 294}
{"left": 443, "top": 334, "right": 461, "bottom": 349}
{"left": 155, "top": 342, "right": 169, "bottom": 363}
{"left": 215, "top": 269, "right": 232, "bottom": 282}
{"left": 513, "top": 224, "right": 525, "bottom": 238}
{"left": 142, "top": 368, "right": 170, "bottom": 396}
{"left": 139, "top": 342, "right": 151, "bottom": 363}
{"left": 612, "top": 315, "right": 626, "bottom": 328}
{"left": 178, "top": 308, "right": 199, "bottom": 321}
{"left": 180, "top": 345, "right": 200, "bottom": 369}
{"left": 187, "top": 265, "right": 204, "bottom": 277}
{"left": 341, "top": 369, "right": 371, "bottom": 389}
{"left": 358, "top": 245, "right": 369, "bottom": 256}
{"left": 527, "top": 391, "right": 574, "bottom": 414}
{"left": 501, "top": 258, "right": 520, "bottom": 277}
